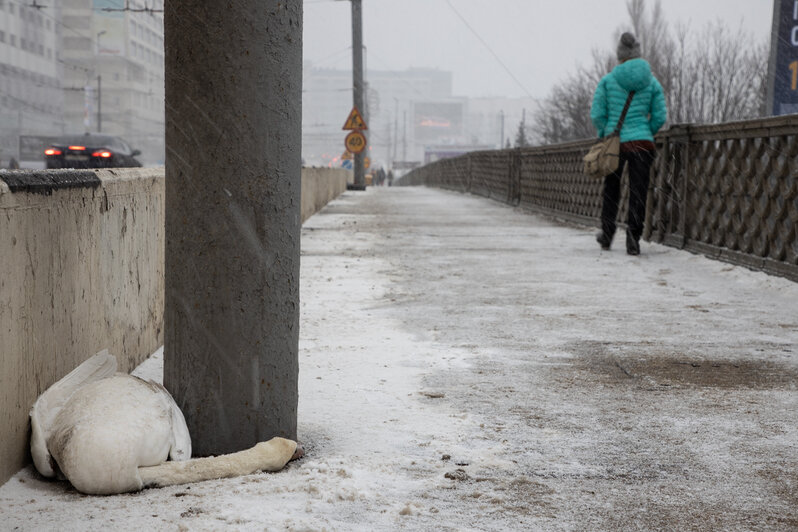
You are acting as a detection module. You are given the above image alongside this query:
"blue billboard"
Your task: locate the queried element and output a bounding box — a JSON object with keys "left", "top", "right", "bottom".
{"left": 769, "top": 0, "right": 798, "bottom": 115}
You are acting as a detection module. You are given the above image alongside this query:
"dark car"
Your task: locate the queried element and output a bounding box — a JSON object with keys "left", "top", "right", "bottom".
{"left": 44, "top": 134, "right": 142, "bottom": 169}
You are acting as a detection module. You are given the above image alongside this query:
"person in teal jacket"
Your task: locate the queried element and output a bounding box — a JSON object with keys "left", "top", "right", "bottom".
{"left": 590, "top": 32, "right": 667, "bottom": 255}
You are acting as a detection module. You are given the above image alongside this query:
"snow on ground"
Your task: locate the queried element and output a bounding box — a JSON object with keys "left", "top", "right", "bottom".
{"left": 1, "top": 186, "right": 796, "bottom": 531}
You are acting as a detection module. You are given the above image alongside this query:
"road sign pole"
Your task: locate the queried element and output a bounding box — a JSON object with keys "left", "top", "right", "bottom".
{"left": 350, "top": 0, "right": 366, "bottom": 190}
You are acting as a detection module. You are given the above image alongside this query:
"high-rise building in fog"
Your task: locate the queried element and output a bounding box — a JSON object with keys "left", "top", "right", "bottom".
{"left": 302, "top": 66, "right": 532, "bottom": 169}
{"left": 0, "top": 0, "right": 164, "bottom": 166}
{"left": 0, "top": 0, "right": 64, "bottom": 165}
{"left": 303, "top": 66, "right": 461, "bottom": 168}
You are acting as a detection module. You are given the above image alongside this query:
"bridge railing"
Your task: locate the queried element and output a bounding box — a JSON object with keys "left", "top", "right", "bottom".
{"left": 400, "top": 115, "right": 798, "bottom": 282}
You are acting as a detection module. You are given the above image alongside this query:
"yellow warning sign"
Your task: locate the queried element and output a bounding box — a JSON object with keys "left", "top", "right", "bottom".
{"left": 342, "top": 106, "right": 368, "bottom": 131}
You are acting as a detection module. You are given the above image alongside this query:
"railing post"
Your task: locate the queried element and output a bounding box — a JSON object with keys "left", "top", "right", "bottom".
{"left": 678, "top": 126, "right": 692, "bottom": 249}
{"left": 659, "top": 125, "right": 691, "bottom": 250}
{"left": 466, "top": 153, "right": 473, "bottom": 194}
{"left": 645, "top": 136, "right": 664, "bottom": 242}
{"left": 509, "top": 148, "right": 522, "bottom": 206}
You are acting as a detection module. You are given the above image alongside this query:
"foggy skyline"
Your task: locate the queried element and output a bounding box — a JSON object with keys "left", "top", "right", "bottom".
{"left": 304, "top": 0, "right": 773, "bottom": 100}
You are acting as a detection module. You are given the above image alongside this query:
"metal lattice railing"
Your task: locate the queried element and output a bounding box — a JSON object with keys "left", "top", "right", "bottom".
{"left": 399, "top": 115, "right": 798, "bottom": 282}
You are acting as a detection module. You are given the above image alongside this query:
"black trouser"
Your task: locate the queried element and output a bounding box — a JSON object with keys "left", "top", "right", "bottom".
{"left": 600, "top": 149, "right": 655, "bottom": 242}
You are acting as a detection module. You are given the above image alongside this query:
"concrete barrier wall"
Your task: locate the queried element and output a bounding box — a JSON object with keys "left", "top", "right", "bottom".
{"left": 301, "top": 167, "right": 350, "bottom": 223}
{"left": 0, "top": 168, "right": 164, "bottom": 485}
{"left": 0, "top": 166, "right": 349, "bottom": 486}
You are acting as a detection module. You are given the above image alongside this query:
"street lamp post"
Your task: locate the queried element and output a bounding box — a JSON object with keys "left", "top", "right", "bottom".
{"left": 96, "top": 30, "right": 107, "bottom": 55}
{"left": 96, "top": 31, "right": 106, "bottom": 133}
{"left": 97, "top": 75, "right": 102, "bottom": 132}
{"left": 499, "top": 110, "right": 505, "bottom": 148}
{"left": 393, "top": 97, "right": 398, "bottom": 167}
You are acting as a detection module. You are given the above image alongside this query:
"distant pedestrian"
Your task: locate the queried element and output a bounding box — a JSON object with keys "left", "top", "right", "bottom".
{"left": 590, "top": 32, "right": 667, "bottom": 255}
{"left": 8, "top": 157, "right": 19, "bottom": 169}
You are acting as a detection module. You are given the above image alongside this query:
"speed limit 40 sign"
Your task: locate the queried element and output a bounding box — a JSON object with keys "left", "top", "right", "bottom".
{"left": 345, "top": 130, "right": 367, "bottom": 154}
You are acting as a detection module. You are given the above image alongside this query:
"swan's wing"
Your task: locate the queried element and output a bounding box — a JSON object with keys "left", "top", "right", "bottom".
{"left": 30, "top": 349, "right": 117, "bottom": 477}
{"left": 141, "top": 380, "right": 192, "bottom": 462}
{"left": 168, "top": 395, "right": 192, "bottom": 462}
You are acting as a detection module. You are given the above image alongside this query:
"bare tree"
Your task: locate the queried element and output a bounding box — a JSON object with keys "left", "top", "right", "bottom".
{"left": 531, "top": 0, "right": 768, "bottom": 144}
{"left": 532, "top": 66, "right": 598, "bottom": 145}
{"left": 668, "top": 21, "right": 768, "bottom": 124}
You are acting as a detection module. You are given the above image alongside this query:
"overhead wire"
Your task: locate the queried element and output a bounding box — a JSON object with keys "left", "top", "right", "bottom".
{"left": 10, "top": 0, "right": 120, "bottom": 78}
{"left": 10, "top": 0, "right": 94, "bottom": 41}
{"left": 0, "top": 87, "right": 62, "bottom": 116}
{"left": 442, "top": 0, "right": 535, "bottom": 100}
{"left": 305, "top": 45, "right": 352, "bottom": 73}
{"left": 305, "top": 0, "right": 527, "bottom": 151}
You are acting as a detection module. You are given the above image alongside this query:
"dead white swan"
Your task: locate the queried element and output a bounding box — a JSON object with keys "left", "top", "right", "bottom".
{"left": 30, "top": 350, "right": 299, "bottom": 495}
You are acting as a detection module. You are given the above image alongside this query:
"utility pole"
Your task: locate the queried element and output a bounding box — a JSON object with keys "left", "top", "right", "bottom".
{"left": 350, "top": 0, "right": 366, "bottom": 190}
{"left": 392, "top": 97, "right": 398, "bottom": 167}
{"left": 402, "top": 110, "right": 407, "bottom": 161}
{"left": 83, "top": 83, "right": 94, "bottom": 134}
{"left": 97, "top": 75, "right": 102, "bottom": 133}
{"left": 96, "top": 30, "right": 106, "bottom": 133}
{"left": 499, "top": 110, "right": 505, "bottom": 148}
{"left": 385, "top": 122, "right": 391, "bottom": 166}
{"left": 164, "top": 0, "right": 302, "bottom": 455}
{"left": 17, "top": 109, "right": 23, "bottom": 161}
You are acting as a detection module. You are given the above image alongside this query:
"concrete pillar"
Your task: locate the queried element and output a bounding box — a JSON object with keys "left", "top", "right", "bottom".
{"left": 163, "top": 0, "right": 302, "bottom": 455}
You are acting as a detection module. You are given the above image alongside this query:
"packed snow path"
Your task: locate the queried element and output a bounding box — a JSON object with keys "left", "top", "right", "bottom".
{"left": 2, "top": 186, "right": 797, "bottom": 530}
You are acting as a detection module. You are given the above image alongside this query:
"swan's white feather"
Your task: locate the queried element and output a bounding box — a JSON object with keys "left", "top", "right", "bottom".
{"left": 144, "top": 380, "right": 192, "bottom": 462}
{"left": 29, "top": 350, "right": 117, "bottom": 478}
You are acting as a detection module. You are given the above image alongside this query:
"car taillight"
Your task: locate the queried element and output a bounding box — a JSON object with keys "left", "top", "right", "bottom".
{"left": 68, "top": 145, "right": 86, "bottom": 151}
{"left": 92, "top": 150, "right": 112, "bottom": 158}
{"left": 44, "top": 148, "right": 62, "bottom": 156}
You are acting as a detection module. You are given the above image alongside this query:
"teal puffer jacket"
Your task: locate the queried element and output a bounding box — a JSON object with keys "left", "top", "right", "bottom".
{"left": 590, "top": 58, "right": 667, "bottom": 143}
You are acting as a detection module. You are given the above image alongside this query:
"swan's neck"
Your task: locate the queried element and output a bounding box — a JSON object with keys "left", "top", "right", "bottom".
{"left": 137, "top": 437, "right": 296, "bottom": 489}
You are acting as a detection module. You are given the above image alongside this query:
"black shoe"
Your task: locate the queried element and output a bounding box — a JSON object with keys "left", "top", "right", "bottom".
{"left": 596, "top": 232, "right": 611, "bottom": 250}
{"left": 626, "top": 231, "right": 640, "bottom": 255}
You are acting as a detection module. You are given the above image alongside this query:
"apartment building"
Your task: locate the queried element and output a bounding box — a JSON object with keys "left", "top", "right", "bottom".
{"left": 0, "top": 0, "right": 63, "bottom": 165}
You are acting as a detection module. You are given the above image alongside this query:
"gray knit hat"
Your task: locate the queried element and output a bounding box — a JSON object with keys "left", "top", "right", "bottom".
{"left": 617, "top": 32, "right": 641, "bottom": 61}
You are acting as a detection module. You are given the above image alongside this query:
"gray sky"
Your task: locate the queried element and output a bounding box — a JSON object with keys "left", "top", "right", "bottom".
{"left": 304, "top": 0, "right": 773, "bottom": 100}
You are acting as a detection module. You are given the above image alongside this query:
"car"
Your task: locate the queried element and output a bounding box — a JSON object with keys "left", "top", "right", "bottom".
{"left": 44, "top": 134, "right": 142, "bottom": 169}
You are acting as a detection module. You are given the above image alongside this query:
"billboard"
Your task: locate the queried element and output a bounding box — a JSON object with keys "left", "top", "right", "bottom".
{"left": 413, "top": 101, "right": 464, "bottom": 143}
{"left": 93, "top": 0, "right": 126, "bottom": 56}
{"left": 767, "top": 0, "right": 798, "bottom": 115}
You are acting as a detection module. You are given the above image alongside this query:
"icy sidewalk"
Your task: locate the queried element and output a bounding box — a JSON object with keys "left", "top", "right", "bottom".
{"left": 1, "top": 187, "right": 797, "bottom": 531}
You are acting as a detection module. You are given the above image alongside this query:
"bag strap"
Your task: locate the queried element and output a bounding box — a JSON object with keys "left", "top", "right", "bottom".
{"left": 611, "top": 91, "right": 636, "bottom": 135}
